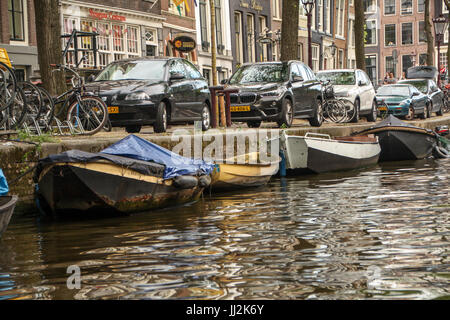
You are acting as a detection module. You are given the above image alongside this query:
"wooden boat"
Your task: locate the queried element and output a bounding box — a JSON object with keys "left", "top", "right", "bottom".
{"left": 34, "top": 135, "right": 215, "bottom": 217}
{"left": 0, "top": 195, "right": 18, "bottom": 238}
{"left": 210, "top": 152, "right": 280, "bottom": 190}
{"left": 280, "top": 132, "right": 381, "bottom": 174}
{"left": 353, "top": 115, "right": 438, "bottom": 162}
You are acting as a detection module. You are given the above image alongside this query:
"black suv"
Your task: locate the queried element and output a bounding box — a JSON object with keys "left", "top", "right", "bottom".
{"left": 86, "top": 57, "right": 212, "bottom": 133}
{"left": 223, "top": 61, "right": 323, "bottom": 128}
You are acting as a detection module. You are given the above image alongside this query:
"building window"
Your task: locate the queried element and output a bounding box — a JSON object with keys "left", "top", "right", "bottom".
{"left": 199, "top": 1, "right": 209, "bottom": 51}
{"left": 336, "top": 0, "right": 345, "bottom": 37}
{"left": 98, "top": 22, "right": 111, "bottom": 67}
{"left": 318, "top": 0, "right": 323, "bottom": 32}
{"left": 246, "top": 14, "right": 255, "bottom": 62}
{"left": 402, "top": 22, "right": 413, "bottom": 45}
{"left": 8, "top": 0, "right": 25, "bottom": 41}
{"left": 348, "top": 19, "right": 355, "bottom": 47}
{"left": 401, "top": 0, "right": 413, "bottom": 15}
{"left": 419, "top": 21, "right": 426, "bottom": 43}
{"left": 402, "top": 55, "right": 414, "bottom": 74}
{"left": 384, "top": 0, "right": 396, "bottom": 15}
{"left": 440, "top": 52, "right": 448, "bottom": 70}
{"left": 444, "top": 0, "right": 450, "bottom": 14}
{"left": 385, "top": 56, "right": 396, "bottom": 78}
{"left": 312, "top": 45, "right": 319, "bottom": 72}
{"left": 365, "top": 55, "right": 377, "bottom": 85}
{"left": 338, "top": 49, "right": 344, "bottom": 69}
{"left": 127, "top": 26, "right": 139, "bottom": 56}
{"left": 385, "top": 24, "right": 396, "bottom": 46}
{"left": 364, "top": 0, "right": 376, "bottom": 13}
{"left": 215, "top": 0, "right": 224, "bottom": 55}
{"left": 419, "top": 53, "right": 427, "bottom": 66}
{"left": 297, "top": 43, "right": 303, "bottom": 62}
{"left": 272, "top": 0, "right": 280, "bottom": 19}
{"left": 418, "top": 0, "right": 425, "bottom": 12}
{"left": 365, "top": 20, "right": 377, "bottom": 45}
{"left": 145, "top": 28, "right": 157, "bottom": 57}
{"left": 234, "top": 11, "right": 244, "bottom": 65}
{"left": 258, "top": 16, "right": 268, "bottom": 62}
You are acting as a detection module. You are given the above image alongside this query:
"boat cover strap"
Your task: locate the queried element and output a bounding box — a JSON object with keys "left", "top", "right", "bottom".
{"left": 33, "top": 150, "right": 166, "bottom": 182}
{"left": 0, "top": 169, "right": 8, "bottom": 196}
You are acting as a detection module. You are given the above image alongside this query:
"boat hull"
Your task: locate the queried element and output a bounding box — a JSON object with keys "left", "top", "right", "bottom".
{"left": 36, "top": 163, "right": 204, "bottom": 216}
{"left": 211, "top": 162, "right": 279, "bottom": 191}
{"left": 0, "top": 195, "right": 18, "bottom": 238}
{"left": 364, "top": 129, "right": 437, "bottom": 162}
{"left": 283, "top": 135, "right": 381, "bottom": 174}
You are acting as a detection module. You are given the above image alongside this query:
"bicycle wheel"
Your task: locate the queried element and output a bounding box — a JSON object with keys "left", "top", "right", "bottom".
{"left": 1, "top": 85, "right": 28, "bottom": 130}
{"left": 18, "top": 81, "right": 42, "bottom": 126}
{"left": 66, "top": 95, "right": 108, "bottom": 135}
{"left": 377, "top": 102, "right": 389, "bottom": 119}
{"left": 0, "top": 61, "right": 17, "bottom": 112}
{"left": 37, "top": 87, "right": 55, "bottom": 128}
{"left": 323, "top": 99, "right": 347, "bottom": 123}
{"left": 338, "top": 99, "right": 355, "bottom": 123}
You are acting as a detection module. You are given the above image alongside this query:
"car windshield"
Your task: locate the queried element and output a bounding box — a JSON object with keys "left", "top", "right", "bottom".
{"left": 95, "top": 60, "right": 167, "bottom": 81}
{"left": 377, "top": 86, "right": 410, "bottom": 97}
{"left": 399, "top": 80, "right": 428, "bottom": 94}
{"left": 229, "top": 64, "right": 289, "bottom": 84}
{"left": 316, "top": 71, "right": 356, "bottom": 85}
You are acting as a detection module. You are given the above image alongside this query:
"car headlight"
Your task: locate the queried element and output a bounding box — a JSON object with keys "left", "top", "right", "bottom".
{"left": 125, "top": 92, "right": 151, "bottom": 101}
{"left": 260, "top": 88, "right": 284, "bottom": 98}
{"left": 399, "top": 101, "right": 409, "bottom": 107}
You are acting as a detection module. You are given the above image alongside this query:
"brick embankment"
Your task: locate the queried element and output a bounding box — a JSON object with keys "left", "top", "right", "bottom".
{"left": 1, "top": 115, "right": 449, "bottom": 212}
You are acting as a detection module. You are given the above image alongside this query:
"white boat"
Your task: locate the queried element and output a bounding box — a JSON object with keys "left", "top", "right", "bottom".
{"left": 280, "top": 132, "right": 381, "bottom": 174}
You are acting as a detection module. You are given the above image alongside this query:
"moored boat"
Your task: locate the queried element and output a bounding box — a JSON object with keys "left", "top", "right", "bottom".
{"left": 210, "top": 152, "right": 280, "bottom": 191}
{"left": 34, "top": 135, "right": 215, "bottom": 216}
{"left": 353, "top": 115, "right": 438, "bottom": 162}
{"left": 280, "top": 131, "right": 381, "bottom": 174}
{"left": 0, "top": 196, "right": 18, "bottom": 238}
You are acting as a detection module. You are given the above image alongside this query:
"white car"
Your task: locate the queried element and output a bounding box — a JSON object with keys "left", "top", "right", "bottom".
{"left": 316, "top": 69, "right": 377, "bottom": 122}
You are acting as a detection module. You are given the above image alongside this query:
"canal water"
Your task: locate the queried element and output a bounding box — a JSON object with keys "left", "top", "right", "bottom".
{"left": 0, "top": 158, "right": 449, "bottom": 300}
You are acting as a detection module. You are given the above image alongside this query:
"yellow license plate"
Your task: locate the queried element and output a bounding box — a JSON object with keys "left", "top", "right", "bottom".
{"left": 231, "top": 106, "right": 251, "bottom": 112}
{"left": 108, "top": 106, "right": 119, "bottom": 114}
{"left": 378, "top": 106, "right": 388, "bottom": 111}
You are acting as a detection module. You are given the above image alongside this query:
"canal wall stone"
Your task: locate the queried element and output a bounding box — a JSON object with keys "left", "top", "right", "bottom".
{"left": 1, "top": 115, "right": 449, "bottom": 211}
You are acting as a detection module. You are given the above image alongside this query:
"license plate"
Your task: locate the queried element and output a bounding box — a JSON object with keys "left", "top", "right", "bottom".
{"left": 231, "top": 106, "right": 251, "bottom": 112}
{"left": 378, "top": 106, "right": 388, "bottom": 111}
{"left": 108, "top": 106, "right": 119, "bottom": 114}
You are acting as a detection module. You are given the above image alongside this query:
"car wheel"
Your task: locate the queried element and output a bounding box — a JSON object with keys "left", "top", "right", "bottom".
{"left": 201, "top": 103, "right": 211, "bottom": 131}
{"left": 436, "top": 101, "right": 444, "bottom": 116}
{"left": 367, "top": 100, "right": 377, "bottom": 122}
{"left": 405, "top": 106, "right": 415, "bottom": 120}
{"left": 350, "top": 99, "right": 360, "bottom": 123}
{"left": 247, "top": 120, "right": 262, "bottom": 128}
{"left": 125, "top": 125, "right": 141, "bottom": 133}
{"left": 309, "top": 98, "right": 323, "bottom": 127}
{"left": 277, "top": 98, "right": 294, "bottom": 128}
{"left": 153, "top": 101, "right": 168, "bottom": 133}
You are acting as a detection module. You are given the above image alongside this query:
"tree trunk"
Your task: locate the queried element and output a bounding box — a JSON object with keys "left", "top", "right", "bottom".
{"left": 280, "top": 0, "right": 299, "bottom": 61}
{"left": 33, "top": 0, "right": 66, "bottom": 96}
{"left": 425, "top": 0, "right": 434, "bottom": 66}
{"left": 354, "top": 0, "right": 366, "bottom": 71}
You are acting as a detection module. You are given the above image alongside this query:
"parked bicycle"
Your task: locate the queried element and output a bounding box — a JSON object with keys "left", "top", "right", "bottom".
{"left": 321, "top": 80, "right": 355, "bottom": 123}
{"left": 47, "top": 63, "right": 109, "bottom": 135}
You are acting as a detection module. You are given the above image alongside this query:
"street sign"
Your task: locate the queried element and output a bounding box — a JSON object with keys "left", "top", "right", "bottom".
{"left": 0, "top": 48, "right": 12, "bottom": 67}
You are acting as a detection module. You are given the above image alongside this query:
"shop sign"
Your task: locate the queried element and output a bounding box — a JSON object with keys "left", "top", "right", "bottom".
{"left": 0, "top": 48, "right": 12, "bottom": 67}
{"left": 88, "top": 9, "right": 126, "bottom": 22}
{"left": 173, "top": 36, "right": 196, "bottom": 53}
{"left": 240, "top": 0, "right": 263, "bottom": 11}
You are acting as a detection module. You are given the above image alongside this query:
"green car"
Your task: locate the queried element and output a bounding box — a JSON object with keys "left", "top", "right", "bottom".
{"left": 375, "top": 84, "right": 428, "bottom": 120}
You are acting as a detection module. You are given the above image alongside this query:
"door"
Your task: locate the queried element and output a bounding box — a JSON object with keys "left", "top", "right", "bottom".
{"left": 290, "top": 63, "right": 308, "bottom": 115}
{"left": 356, "top": 70, "right": 372, "bottom": 112}
{"left": 182, "top": 59, "right": 207, "bottom": 119}
{"left": 429, "top": 80, "right": 443, "bottom": 112}
{"left": 168, "top": 59, "right": 194, "bottom": 121}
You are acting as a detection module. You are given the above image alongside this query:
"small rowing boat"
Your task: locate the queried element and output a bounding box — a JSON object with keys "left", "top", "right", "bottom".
{"left": 0, "top": 196, "right": 18, "bottom": 238}
{"left": 353, "top": 115, "right": 437, "bottom": 161}
{"left": 280, "top": 131, "right": 381, "bottom": 174}
{"left": 211, "top": 152, "right": 280, "bottom": 191}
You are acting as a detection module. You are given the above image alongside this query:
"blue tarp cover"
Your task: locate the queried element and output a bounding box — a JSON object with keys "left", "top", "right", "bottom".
{"left": 101, "top": 135, "right": 215, "bottom": 180}
{"left": 0, "top": 169, "right": 9, "bottom": 196}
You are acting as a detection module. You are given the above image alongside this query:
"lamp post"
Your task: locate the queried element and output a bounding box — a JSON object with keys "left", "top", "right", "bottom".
{"left": 329, "top": 42, "right": 337, "bottom": 69}
{"left": 302, "top": 0, "right": 315, "bottom": 69}
{"left": 433, "top": 15, "right": 448, "bottom": 87}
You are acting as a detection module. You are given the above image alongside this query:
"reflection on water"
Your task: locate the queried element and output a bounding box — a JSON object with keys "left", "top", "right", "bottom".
{"left": 0, "top": 158, "right": 449, "bottom": 300}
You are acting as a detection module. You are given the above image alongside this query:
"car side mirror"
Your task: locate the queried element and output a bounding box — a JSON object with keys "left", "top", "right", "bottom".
{"left": 220, "top": 79, "right": 228, "bottom": 85}
{"left": 169, "top": 72, "right": 185, "bottom": 81}
{"left": 292, "top": 75, "right": 304, "bottom": 83}
{"left": 87, "top": 74, "right": 96, "bottom": 83}
{"left": 358, "top": 80, "right": 365, "bottom": 86}
{"left": 412, "top": 91, "right": 420, "bottom": 96}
